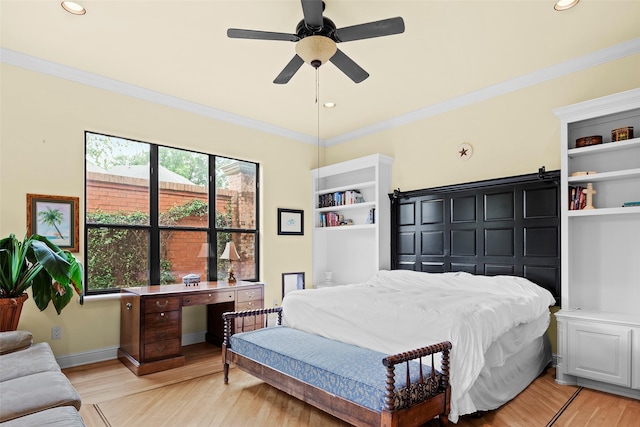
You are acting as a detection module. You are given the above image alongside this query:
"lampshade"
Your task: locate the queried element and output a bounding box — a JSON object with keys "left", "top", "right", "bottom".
{"left": 197, "top": 243, "right": 209, "bottom": 258}
{"left": 220, "top": 241, "right": 240, "bottom": 261}
{"left": 295, "top": 36, "right": 337, "bottom": 68}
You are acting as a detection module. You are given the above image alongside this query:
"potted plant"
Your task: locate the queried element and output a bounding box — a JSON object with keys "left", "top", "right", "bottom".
{"left": 0, "top": 233, "right": 83, "bottom": 331}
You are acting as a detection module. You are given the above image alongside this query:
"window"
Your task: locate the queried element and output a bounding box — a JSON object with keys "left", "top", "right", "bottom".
{"left": 85, "top": 132, "right": 259, "bottom": 294}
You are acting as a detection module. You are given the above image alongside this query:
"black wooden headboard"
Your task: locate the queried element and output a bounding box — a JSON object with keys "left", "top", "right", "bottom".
{"left": 389, "top": 170, "right": 560, "bottom": 305}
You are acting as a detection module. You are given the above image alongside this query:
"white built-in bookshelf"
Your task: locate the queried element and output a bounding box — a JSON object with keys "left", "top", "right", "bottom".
{"left": 554, "top": 88, "right": 640, "bottom": 399}
{"left": 311, "top": 154, "right": 393, "bottom": 287}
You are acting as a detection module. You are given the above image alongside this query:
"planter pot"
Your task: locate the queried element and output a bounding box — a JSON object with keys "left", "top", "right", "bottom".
{"left": 0, "top": 294, "right": 29, "bottom": 332}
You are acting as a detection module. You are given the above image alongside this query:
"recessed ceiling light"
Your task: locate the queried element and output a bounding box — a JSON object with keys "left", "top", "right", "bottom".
{"left": 554, "top": 0, "right": 579, "bottom": 11}
{"left": 323, "top": 102, "right": 336, "bottom": 109}
{"left": 61, "top": 1, "right": 86, "bottom": 15}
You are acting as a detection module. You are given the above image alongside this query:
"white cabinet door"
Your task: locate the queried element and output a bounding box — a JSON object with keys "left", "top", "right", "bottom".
{"left": 633, "top": 328, "right": 640, "bottom": 390}
{"left": 568, "top": 321, "right": 631, "bottom": 387}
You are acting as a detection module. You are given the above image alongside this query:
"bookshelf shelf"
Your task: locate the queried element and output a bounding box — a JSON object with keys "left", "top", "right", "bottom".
{"left": 567, "top": 205, "right": 640, "bottom": 217}
{"left": 315, "top": 224, "right": 376, "bottom": 231}
{"left": 315, "top": 181, "right": 376, "bottom": 196}
{"left": 316, "top": 201, "right": 375, "bottom": 213}
{"left": 568, "top": 167, "right": 640, "bottom": 183}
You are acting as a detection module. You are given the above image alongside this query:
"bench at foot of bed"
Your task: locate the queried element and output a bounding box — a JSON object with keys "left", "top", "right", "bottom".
{"left": 222, "top": 307, "right": 452, "bottom": 427}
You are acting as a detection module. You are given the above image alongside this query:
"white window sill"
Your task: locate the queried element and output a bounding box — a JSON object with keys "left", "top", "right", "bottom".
{"left": 79, "top": 293, "right": 121, "bottom": 303}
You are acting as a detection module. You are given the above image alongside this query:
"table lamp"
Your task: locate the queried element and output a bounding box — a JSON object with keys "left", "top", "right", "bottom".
{"left": 220, "top": 241, "right": 240, "bottom": 283}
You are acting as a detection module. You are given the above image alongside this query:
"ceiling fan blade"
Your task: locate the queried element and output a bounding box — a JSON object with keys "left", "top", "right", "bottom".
{"left": 301, "top": 0, "right": 324, "bottom": 30}
{"left": 274, "top": 55, "right": 305, "bottom": 84}
{"left": 333, "top": 17, "right": 405, "bottom": 42}
{"left": 329, "top": 49, "right": 369, "bottom": 84}
{"left": 227, "top": 28, "right": 300, "bottom": 42}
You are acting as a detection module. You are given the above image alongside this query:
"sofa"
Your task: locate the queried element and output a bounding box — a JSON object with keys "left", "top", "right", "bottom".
{"left": 0, "top": 330, "right": 85, "bottom": 426}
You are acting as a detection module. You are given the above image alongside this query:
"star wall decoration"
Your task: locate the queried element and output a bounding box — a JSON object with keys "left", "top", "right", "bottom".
{"left": 457, "top": 143, "right": 473, "bottom": 161}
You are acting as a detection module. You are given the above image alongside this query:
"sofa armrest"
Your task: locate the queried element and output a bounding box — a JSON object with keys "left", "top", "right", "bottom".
{"left": 0, "top": 330, "right": 33, "bottom": 355}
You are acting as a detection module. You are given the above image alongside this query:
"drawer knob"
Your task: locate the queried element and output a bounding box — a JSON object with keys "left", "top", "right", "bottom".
{"left": 126, "top": 302, "right": 132, "bottom": 310}
{"left": 156, "top": 300, "right": 169, "bottom": 309}
{"left": 185, "top": 298, "right": 190, "bottom": 304}
{"left": 158, "top": 312, "right": 167, "bottom": 322}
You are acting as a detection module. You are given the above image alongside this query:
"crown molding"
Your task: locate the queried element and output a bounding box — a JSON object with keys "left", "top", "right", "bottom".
{"left": 2, "top": 37, "right": 639, "bottom": 147}
{"left": 0, "top": 48, "right": 318, "bottom": 145}
{"left": 326, "top": 37, "right": 640, "bottom": 146}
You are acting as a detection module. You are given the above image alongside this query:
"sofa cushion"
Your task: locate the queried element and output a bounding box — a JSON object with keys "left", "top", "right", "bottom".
{"left": 0, "top": 406, "right": 85, "bottom": 427}
{"left": 0, "top": 342, "right": 61, "bottom": 382}
{"left": 0, "top": 371, "right": 82, "bottom": 422}
{"left": 0, "top": 331, "right": 33, "bottom": 355}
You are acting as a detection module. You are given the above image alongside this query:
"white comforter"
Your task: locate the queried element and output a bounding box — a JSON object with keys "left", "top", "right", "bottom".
{"left": 281, "top": 269, "right": 555, "bottom": 423}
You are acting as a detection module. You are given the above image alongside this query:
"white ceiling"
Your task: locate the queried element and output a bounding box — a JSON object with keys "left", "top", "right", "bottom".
{"left": 2, "top": 1, "right": 639, "bottom": 145}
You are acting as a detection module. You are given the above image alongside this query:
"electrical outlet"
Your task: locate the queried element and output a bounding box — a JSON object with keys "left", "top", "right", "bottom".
{"left": 52, "top": 326, "right": 62, "bottom": 340}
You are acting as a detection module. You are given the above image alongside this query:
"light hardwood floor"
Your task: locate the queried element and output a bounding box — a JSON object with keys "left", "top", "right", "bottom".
{"left": 63, "top": 343, "right": 640, "bottom": 427}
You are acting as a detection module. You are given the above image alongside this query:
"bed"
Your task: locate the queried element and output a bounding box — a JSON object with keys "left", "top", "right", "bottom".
{"left": 281, "top": 269, "right": 555, "bottom": 423}
{"left": 225, "top": 171, "right": 559, "bottom": 424}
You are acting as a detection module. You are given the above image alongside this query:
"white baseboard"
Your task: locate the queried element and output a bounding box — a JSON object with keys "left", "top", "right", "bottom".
{"left": 56, "top": 331, "right": 207, "bottom": 369}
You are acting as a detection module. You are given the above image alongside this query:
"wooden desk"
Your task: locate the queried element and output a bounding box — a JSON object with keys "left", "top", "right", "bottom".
{"left": 118, "top": 281, "right": 264, "bottom": 376}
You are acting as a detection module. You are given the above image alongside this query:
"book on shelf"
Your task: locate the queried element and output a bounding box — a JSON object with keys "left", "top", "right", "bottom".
{"left": 365, "top": 208, "right": 375, "bottom": 224}
{"left": 318, "top": 211, "right": 344, "bottom": 227}
{"left": 318, "top": 189, "right": 364, "bottom": 208}
{"left": 568, "top": 185, "right": 586, "bottom": 210}
{"left": 622, "top": 201, "right": 640, "bottom": 207}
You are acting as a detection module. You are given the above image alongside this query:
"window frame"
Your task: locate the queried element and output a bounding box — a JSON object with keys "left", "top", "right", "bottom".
{"left": 84, "top": 131, "right": 260, "bottom": 295}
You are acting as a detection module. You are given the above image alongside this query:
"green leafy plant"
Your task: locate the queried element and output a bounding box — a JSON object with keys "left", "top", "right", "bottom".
{"left": 0, "top": 234, "right": 83, "bottom": 314}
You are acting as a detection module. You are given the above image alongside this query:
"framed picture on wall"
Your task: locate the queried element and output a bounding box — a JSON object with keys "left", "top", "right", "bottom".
{"left": 282, "top": 272, "right": 305, "bottom": 298}
{"left": 26, "top": 194, "right": 79, "bottom": 252}
{"left": 278, "top": 208, "right": 304, "bottom": 235}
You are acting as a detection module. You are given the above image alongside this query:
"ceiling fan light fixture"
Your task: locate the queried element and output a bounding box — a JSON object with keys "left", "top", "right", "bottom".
{"left": 295, "top": 36, "right": 337, "bottom": 68}
{"left": 554, "top": 0, "right": 579, "bottom": 11}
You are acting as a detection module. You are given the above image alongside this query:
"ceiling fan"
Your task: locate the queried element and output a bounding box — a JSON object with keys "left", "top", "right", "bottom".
{"left": 227, "top": 0, "right": 405, "bottom": 84}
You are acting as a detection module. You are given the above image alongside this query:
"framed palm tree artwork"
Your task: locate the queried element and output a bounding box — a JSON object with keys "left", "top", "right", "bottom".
{"left": 27, "top": 194, "right": 79, "bottom": 252}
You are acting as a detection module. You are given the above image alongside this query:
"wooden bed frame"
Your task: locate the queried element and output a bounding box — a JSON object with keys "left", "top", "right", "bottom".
{"left": 222, "top": 307, "right": 452, "bottom": 427}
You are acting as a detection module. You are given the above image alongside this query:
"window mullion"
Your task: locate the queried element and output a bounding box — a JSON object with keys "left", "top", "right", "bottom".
{"left": 208, "top": 156, "right": 217, "bottom": 281}
{"left": 149, "top": 145, "right": 160, "bottom": 284}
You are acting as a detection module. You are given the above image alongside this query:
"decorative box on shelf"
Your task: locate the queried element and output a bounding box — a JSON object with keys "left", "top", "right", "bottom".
{"left": 575, "top": 135, "right": 602, "bottom": 148}
{"left": 611, "top": 126, "right": 633, "bottom": 142}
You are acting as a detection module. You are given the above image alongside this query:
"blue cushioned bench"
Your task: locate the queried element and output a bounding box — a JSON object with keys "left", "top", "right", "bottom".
{"left": 222, "top": 307, "right": 451, "bottom": 427}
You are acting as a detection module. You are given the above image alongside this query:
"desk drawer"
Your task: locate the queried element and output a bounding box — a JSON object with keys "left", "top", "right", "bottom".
{"left": 143, "top": 324, "right": 180, "bottom": 344}
{"left": 183, "top": 291, "right": 234, "bottom": 306}
{"left": 144, "top": 296, "right": 180, "bottom": 314}
{"left": 143, "top": 339, "right": 181, "bottom": 361}
{"left": 237, "top": 287, "right": 263, "bottom": 303}
{"left": 236, "top": 300, "right": 263, "bottom": 312}
{"left": 144, "top": 310, "right": 180, "bottom": 329}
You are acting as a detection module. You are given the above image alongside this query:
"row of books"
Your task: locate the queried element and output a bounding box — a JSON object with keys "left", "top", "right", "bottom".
{"left": 318, "top": 212, "right": 347, "bottom": 227}
{"left": 569, "top": 185, "right": 587, "bottom": 210}
{"left": 318, "top": 208, "right": 376, "bottom": 228}
{"left": 318, "top": 190, "right": 364, "bottom": 208}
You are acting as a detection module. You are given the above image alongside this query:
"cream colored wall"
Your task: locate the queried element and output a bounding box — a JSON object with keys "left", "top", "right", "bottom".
{"left": 2, "top": 53, "right": 638, "bottom": 360}
{"left": 326, "top": 54, "right": 640, "bottom": 354}
{"left": 0, "top": 64, "right": 316, "bottom": 356}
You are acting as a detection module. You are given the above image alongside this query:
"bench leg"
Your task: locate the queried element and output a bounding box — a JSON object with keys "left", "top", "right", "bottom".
{"left": 224, "top": 363, "right": 230, "bottom": 384}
